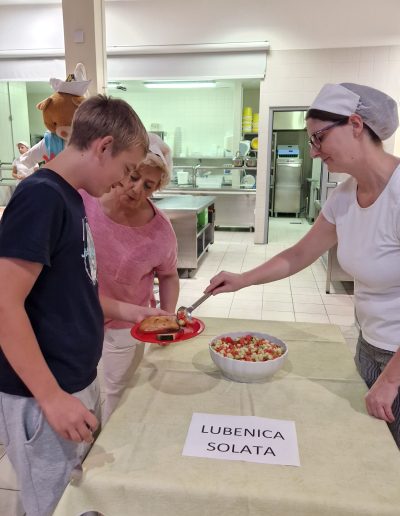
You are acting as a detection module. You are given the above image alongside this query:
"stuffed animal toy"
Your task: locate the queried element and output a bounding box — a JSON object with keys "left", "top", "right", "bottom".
{"left": 18, "top": 63, "right": 91, "bottom": 168}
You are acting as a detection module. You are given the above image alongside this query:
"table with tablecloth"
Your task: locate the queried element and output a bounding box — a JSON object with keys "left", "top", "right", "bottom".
{"left": 54, "top": 318, "right": 400, "bottom": 516}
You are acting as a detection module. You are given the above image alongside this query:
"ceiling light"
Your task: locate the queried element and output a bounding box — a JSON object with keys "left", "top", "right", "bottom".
{"left": 143, "top": 81, "right": 216, "bottom": 89}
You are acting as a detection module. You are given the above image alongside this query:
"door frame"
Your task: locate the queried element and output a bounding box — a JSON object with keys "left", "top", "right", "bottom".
{"left": 265, "top": 105, "right": 309, "bottom": 243}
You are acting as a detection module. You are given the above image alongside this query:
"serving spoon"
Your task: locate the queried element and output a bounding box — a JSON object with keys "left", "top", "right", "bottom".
{"left": 177, "top": 292, "right": 211, "bottom": 324}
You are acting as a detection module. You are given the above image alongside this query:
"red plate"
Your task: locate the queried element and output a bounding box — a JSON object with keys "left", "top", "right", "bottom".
{"left": 131, "top": 317, "right": 205, "bottom": 344}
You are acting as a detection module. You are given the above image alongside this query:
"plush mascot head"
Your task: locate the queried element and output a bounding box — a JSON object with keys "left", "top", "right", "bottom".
{"left": 37, "top": 92, "right": 84, "bottom": 142}
{"left": 34, "top": 63, "right": 91, "bottom": 162}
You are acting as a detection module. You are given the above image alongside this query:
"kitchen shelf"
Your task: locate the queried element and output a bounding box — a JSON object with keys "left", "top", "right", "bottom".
{"left": 197, "top": 222, "right": 214, "bottom": 263}
{"left": 196, "top": 221, "right": 211, "bottom": 237}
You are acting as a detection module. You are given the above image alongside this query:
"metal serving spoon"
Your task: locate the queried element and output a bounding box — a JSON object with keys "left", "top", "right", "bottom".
{"left": 177, "top": 292, "right": 211, "bottom": 324}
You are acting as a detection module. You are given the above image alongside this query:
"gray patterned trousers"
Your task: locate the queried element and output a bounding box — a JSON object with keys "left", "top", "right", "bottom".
{"left": 355, "top": 333, "right": 400, "bottom": 449}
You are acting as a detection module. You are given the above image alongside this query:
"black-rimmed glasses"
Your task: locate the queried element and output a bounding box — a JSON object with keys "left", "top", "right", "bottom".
{"left": 308, "top": 120, "right": 344, "bottom": 150}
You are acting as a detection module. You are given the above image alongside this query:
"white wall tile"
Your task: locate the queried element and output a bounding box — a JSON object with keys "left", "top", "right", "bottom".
{"left": 122, "top": 86, "right": 236, "bottom": 158}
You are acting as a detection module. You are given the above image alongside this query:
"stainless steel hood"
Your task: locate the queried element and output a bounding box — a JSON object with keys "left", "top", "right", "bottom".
{"left": 273, "top": 111, "right": 306, "bottom": 130}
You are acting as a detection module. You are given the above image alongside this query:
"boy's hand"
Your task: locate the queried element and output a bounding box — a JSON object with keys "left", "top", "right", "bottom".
{"left": 40, "top": 389, "right": 98, "bottom": 443}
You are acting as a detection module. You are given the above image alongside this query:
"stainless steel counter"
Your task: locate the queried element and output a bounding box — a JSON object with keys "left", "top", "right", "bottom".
{"left": 156, "top": 189, "right": 256, "bottom": 230}
{"left": 154, "top": 195, "right": 216, "bottom": 211}
{"left": 153, "top": 195, "right": 216, "bottom": 274}
{"left": 163, "top": 186, "right": 256, "bottom": 194}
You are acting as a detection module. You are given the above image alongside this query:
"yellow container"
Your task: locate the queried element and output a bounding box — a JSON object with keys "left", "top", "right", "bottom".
{"left": 243, "top": 106, "right": 252, "bottom": 116}
{"left": 252, "top": 112, "right": 259, "bottom": 122}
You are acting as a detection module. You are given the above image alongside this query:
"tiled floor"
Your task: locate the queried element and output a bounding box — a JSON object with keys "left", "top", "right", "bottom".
{"left": 178, "top": 217, "right": 357, "bottom": 349}
{"left": 0, "top": 216, "right": 358, "bottom": 515}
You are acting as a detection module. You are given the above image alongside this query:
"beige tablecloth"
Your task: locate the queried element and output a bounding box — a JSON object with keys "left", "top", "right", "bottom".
{"left": 54, "top": 319, "right": 400, "bottom": 516}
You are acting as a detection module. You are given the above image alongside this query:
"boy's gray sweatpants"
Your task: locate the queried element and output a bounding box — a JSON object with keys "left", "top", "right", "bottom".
{"left": 0, "top": 379, "right": 101, "bottom": 516}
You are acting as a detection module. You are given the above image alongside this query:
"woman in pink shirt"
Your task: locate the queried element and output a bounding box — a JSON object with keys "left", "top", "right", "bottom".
{"left": 81, "top": 133, "right": 179, "bottom": 422}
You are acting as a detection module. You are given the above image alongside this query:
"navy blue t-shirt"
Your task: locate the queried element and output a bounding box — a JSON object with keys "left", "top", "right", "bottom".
{"left": 0, "top": 169, "right": 104, "bottom": 396}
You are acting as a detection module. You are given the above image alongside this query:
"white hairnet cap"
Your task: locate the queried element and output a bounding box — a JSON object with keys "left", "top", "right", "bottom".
{"left": 17, "top": 141, "right": 30, "bottom": 148}
{"left": 147, "top": 132, "right": 173, "bottom": 188}
{"left": 309, "top": 83, "right": 399, "bottom": 140}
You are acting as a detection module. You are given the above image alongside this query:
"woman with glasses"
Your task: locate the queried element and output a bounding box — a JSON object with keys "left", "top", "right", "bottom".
{"left": 81, "top": 132, "right": 179, "bottom": 422}
{"left": 206, "top": 83, "right": 400, "bottom": 448}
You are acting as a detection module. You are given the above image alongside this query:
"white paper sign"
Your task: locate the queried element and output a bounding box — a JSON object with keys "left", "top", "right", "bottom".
{"left": 182, "top": 413, "right": 300, "bottom": 466}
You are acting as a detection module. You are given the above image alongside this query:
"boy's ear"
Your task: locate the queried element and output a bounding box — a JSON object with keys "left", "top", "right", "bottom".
{"left": 98, "top": 135, "right": 113, "bottom": 153}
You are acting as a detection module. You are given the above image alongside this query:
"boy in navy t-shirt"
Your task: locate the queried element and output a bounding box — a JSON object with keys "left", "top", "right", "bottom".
{"left": 0, "top": 95, "right": 164, "bottom": 516}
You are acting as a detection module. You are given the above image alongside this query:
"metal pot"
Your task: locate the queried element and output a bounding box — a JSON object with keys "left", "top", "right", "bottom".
{"left": 245, "top": 156, "right": 257, "bottom": 168}
{"left": 233, "top": 151, "right": 244, "bottom": 167}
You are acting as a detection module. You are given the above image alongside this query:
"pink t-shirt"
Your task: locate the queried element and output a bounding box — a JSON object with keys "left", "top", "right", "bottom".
{"left": 81, "top": 191, "right": 178, "bottom": 329}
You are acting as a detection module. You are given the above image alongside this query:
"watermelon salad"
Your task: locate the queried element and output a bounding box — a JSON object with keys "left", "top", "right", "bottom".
{"left": 211, "top": 334, "right": 284, "bottom": 362}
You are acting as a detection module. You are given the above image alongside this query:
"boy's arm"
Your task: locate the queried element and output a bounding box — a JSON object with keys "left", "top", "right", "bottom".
{"left": 0, "top": 257, "right": 97, "bottom": 443}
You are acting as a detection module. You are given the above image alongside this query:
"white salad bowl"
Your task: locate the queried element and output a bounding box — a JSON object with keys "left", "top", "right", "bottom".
{"left": 209, "top": 331, "right": 288, "bottom": 383}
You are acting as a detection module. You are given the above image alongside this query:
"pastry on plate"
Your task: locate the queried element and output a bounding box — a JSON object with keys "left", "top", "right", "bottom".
{"left": 138, "top": 315, "right": 180, "bottom": 334}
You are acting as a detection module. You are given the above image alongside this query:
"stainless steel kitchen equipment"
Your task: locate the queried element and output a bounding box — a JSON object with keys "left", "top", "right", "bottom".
{"left": 272, "top": 111, "right": 306, "bottom": 130}
{"left": 174, "top": 166, "right": 195, "bottom": 187}
{"left": 305, "top": 178, "right": 319, "bottom": 222}
{"left": 318, "top": 162, "right": 353, "bottom": 292}
{"left": 233, "top": 152, "right": 244, "bottom": 167}
{"left": 154, "top": 195, "right": 215, "bottom": 275}
{"left": 163, "top": 165, "right": 256, "bottom": 230}
{"left": 245, "top": 156, "right": 257, "bottom": 167}
{"left": 273, "top": 145, "right": 302, "bottom": 217}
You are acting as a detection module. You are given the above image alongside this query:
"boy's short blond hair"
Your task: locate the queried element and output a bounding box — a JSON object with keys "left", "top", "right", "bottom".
{"left": 68, "top": 95, "right": 149, "bottom": 155}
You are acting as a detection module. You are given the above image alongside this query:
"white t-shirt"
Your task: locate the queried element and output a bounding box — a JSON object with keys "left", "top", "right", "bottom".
{"left": 322, "top": 164, "right": 400, "bottom": 352}
{"left": 12, "top": 158, "right": 37, "bottom": 184}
